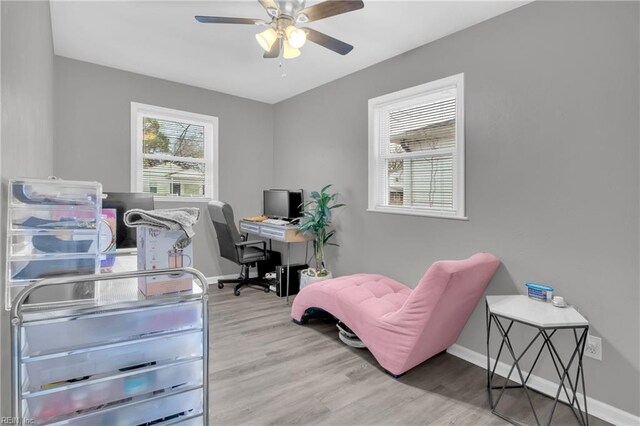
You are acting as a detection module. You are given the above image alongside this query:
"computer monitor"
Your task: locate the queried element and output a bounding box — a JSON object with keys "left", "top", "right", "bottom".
{"left": 102, "top": 192, "right": 155, "bottom": 248}
{"left": 263, "top": 190, "right": 290, "bottom": 219}
{"left": 263, "top": 189, "right": 304, "bottom": 220}
{"left": 287, "top": 190, "right": 303, "bottom": 219}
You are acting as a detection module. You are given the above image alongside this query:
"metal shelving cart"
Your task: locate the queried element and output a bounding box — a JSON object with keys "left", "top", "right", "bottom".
{"left": 11, "top": 267, "right": 209, "bottom": 425}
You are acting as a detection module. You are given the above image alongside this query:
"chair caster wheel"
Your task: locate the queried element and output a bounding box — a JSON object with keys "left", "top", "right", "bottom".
{"left": 234, "top": 290, "right": 241, "bottom": 296}
{"left": 218, "top": 283, "right": 224, "bottom": 289}
{"left": 264, "top": 287, "right": 270, "bottom": 293}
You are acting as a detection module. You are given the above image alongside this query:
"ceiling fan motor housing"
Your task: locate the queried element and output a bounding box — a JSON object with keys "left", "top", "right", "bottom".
{"left": 276, "top": 0, "right": 306, "bottom": 18}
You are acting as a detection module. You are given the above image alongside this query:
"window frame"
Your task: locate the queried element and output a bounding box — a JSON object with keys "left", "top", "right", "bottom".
{"left": 130, "top": 102, "right": 219, "bottom": 201}
{"left": 367, "top": 73, "right": 466, "bottom": 220}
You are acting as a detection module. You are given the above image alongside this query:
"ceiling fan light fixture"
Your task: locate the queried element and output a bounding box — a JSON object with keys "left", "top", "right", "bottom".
{"left": 255, "top": 27, "right": 278, "bottom": 52}
{"left": 285, "top": 25, "right": 307, "bottom": 49}
{"left": 283, "top": 39, "right": 301, "bottom": 59}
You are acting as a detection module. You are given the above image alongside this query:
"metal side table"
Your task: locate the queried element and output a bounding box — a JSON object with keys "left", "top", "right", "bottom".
{"left": 486, "top": 295, "right": 589, "bottom": 426}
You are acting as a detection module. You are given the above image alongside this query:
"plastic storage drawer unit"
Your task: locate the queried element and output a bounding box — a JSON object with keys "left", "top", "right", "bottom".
{"left": 21, "top": 301, "right": 203, "bottom": 356}
{"left": 22, "top": 329, "right": 204, "bottom": 392}
{"left": 6, "top": 178, "right": 102, "bottom": 310}
{"left": 47, "top": 388, "right": 204, "bottom": 426}
{"left": 23, "top": 359, "right": 203, "bottom": 420}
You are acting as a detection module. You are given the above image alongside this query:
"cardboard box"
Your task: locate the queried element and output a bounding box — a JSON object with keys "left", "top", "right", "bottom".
{"left": 136, "top": 227, "right": 193, "bottom": 296}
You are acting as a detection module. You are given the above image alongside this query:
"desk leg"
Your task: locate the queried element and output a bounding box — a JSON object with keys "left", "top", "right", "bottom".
{"left": 286, "top": 242, "right": 291, "bottom": 305}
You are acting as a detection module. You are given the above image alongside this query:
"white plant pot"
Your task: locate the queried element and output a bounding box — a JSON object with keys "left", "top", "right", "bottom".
{"left": 300, "top": 270, "right": 333, "bottom": 290}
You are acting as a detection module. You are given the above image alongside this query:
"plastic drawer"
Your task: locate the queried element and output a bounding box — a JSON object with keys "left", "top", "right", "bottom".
{"left": 23, "top": 359, "right": 203, "bottom": 421}
{"left": 260, "top": 226, "right": 286, "bottom": 240}
{"left": 239, "top": 222, "right": 260, "bottom": 234}
{"left": 22, "top": 302, "right": 203, "bottom": 356}
{"left": 168, "top": 415, "right": 205, "bottom": 426}
{"left": 23, "top": 330, "right": 203, "bottom": 391}
{"left": 46, "top": 388, "right": 203, "bottom": 426}
{"left": 8, "top": 256, "right": 98, "bottom": 283}
{"left": 9, "top": 233, "right": 99, "bottom": 258}
{"left": 10, "top": 179, "right": 100, "bottom": 208}
{"left": 9, "top": 207, "right": 100, "bottom": 232}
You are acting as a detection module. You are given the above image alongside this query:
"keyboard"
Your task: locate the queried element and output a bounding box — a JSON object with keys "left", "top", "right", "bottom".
{"left": 262, "top": 219, "right": 290, "bottom": 226}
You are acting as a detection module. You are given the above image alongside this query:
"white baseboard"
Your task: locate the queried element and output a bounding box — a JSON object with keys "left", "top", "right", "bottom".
{"left": 447, "top": 344, "right": 640, "bottom": 426}
{"left": 206, "top": 272, "right": 258, "bottom": 285}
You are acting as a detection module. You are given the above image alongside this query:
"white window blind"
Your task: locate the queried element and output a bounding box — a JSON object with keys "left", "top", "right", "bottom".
{"left": 368, "top": 74, "right": 465, "bottom": 219}
{"left": 131, "top": 103, "right": 218, "bottom": 200}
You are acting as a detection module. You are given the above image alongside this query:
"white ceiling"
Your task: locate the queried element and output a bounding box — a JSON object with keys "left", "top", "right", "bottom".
{"left": 50, "top": 1, "right": 528, "bottom": 104}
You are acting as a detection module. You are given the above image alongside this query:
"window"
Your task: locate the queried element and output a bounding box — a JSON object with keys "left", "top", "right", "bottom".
{"left": 368, "top": 74, "right": 465, "bottom": 219}
{"left": 131, "top": 102, "right": 218, "bottom": 200}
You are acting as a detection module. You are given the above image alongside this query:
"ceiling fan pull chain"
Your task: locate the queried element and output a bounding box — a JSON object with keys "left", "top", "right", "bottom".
{"left": 280, "top": 60, "right": 287, "bottom": 78}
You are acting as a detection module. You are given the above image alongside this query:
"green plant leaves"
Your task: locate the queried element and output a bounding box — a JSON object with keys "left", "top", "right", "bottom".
{"left": 300, "top": 184, "right": 346, "bottom": 270}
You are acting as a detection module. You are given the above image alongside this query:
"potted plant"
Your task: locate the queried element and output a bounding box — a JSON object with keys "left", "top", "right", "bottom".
{"left": 298, "top": 184, "right": 345, "bottom": 290}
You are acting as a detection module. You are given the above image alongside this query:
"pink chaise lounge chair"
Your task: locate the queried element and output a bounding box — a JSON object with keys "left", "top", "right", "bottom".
{"left": 291, "top": 253, "right": 500, "bottom": 376}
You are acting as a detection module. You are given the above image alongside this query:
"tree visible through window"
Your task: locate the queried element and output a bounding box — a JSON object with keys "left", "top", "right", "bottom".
{"left": 142, "top": 117, "right": 205, "bottom": 197}
{"left": 131, "top": 103, "right": 218, "bottom": 199}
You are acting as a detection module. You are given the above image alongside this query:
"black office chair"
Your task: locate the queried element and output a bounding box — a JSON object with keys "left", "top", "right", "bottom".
{"left": 208, "top": 201, "right": 270, "bottom": 296}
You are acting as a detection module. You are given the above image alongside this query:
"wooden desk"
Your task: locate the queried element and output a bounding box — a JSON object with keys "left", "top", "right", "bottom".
{"left": 239, "top": 220, "right": 311, "bottom": 303}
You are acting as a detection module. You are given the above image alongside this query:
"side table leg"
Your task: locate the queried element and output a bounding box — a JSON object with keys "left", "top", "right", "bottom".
{"left": 494, "top": 318, "right": 542, "bottom": 426}
{"left": 577, "top": 328, "right": 589, "bottom": 426}
{"left": 542, "top": 329, "right": 585, "bottom": 424}
{"left": 486, "top": 303, "right": 493, "bottom": 408}
{"left": 543, "top": 328, "right": 589, "bottom": 426}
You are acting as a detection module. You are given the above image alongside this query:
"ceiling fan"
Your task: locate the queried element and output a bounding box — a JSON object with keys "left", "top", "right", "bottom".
{"left": 195, "top": 0, "right": 364, "bottom": 59}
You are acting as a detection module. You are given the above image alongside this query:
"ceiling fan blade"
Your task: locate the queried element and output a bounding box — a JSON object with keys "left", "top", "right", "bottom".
{"left": 263, "top": 39, "right": 281, "bottom": 58}
{"left": 258, "top": 0, "right": 279, "bottom": 16}
{"left": 304, "top": 28, "right": 353, "bottom": 55}
{"left": 195, "top": 16, "right": 265, "bottom": 25}
{"left": 298, "top": 0, "right": 364, "bottom": 23}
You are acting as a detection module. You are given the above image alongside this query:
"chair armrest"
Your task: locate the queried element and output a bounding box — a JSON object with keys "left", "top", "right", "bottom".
{"left": 234, "top": 240, "right": 266, "bottom": 262}
{"left": 235, "top": 240, "right": 266, "bottom": 248}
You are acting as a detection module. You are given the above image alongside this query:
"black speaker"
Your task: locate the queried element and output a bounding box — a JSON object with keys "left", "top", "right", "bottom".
{"left": 257, "top": 250, "right": 282, "bottom": 278}
{"left": 275, "top": 263, "right": 308, "bottom": 297}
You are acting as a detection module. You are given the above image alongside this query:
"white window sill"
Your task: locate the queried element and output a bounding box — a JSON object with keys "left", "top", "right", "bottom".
{"left": 153, "top": 196, "right": 213, "bottom": 204}
{"left": 367, "top": 207, "right": 468, "bottom": 221}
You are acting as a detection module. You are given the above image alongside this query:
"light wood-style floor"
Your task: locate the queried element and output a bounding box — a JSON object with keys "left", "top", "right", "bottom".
{"left": 208, "top": 286, "right": 609, "bottom": 426}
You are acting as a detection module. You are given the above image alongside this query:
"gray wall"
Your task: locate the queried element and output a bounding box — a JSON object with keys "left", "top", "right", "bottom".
{"left": 273, "top": 1, "right": 640, "bottom": 415}
{"left": 0, "top": 0, "right": 55, "bottom": 415}
{"left": 1, "top": 0, "right": 638, "bottom": 419}
{"left": 53, "top": 57, "right": 274, "bottom": 277}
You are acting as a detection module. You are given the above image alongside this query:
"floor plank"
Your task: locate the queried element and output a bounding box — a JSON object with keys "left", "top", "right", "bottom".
{"left": 208, "top": 286, "right": 609, "bottom": 426}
